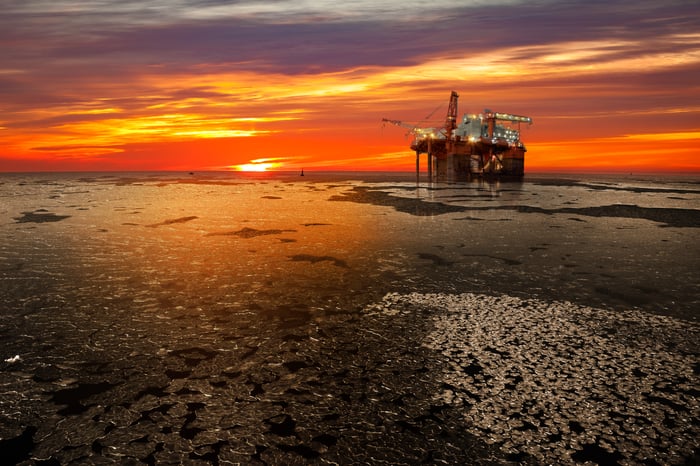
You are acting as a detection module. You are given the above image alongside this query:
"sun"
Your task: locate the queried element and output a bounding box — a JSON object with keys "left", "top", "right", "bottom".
{"left": 234, "top": 163, "right": 275, "bottom": 172}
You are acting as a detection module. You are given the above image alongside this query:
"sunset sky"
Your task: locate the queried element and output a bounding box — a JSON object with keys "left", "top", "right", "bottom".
{"left": 1, "top": 0, "right": 699, "bottom": 173}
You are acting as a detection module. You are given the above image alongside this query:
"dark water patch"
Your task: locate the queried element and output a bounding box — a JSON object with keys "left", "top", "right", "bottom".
{"left": 532, "top": 179, "right": 700, "bottom": 195}
{"left": 240, "top": 346, "right": 259, "bottom": 360}
{"left": 146, "top": 216, "right": 198, "bottom": 227}
{"left": 286, "top": 387, "right": 313, "bottom": 397}
{"left": 439, "top": 194, "right": 497, "bottom": 201}
{"left": 189, "top": 440, "right": 226, "bottom": 464}
{"left": 14, "top": 210, "right": 71, "bottom": 223}
{"left": 261, "top": 304, "right": 313, "bottom": 328}
{"left": 462, "top": 254, "right": 521, "bottom": 266}
{"left": 165, "top": 369, "right": 191, "bottom": 379}
{"left": 209, "top": 379, "right": 227, "bottom": 388}
{"left": 251, "top": 445, "right": 269, "bottom": 464}
{"left": 176, "top": 387, "right": 201, "bottom": 396}
{"left": 180, "top": 402, "right": 206, "bottom": 440}
{"left": 594, "top": 286, "right": 652, "bottom": 306}
{"left": 504, "top": 204, "right": 700, "bottom": 228}
{"left": 283, "top": 333, "right": 308, "bottom": 342}
{"left": 571, "top": 441, "right": 624, "bottom": 465}
{"left": 289, "top": 254, "right": 348, "bottom": 268}
{"left": 329, "top": 187, "right": 467, "bottom": 216}
{"left": 0, "top": 426, "right": 37, "bottom": 465}
{"left": 80, "top": 360, "right": 112, "bottom": 375}
{"left": 261, "top": 195, "right": 282, "bottom": 199}
{"left": 32, "top": 364, "right": 62, "bottom": 383}
{"left": 222, "top": 369, "right": 242, "bottom": 379}
{"left": 454, "top": 215, "right": 512, "bottom": 222}
{"left": 313, "top": 433, "right": 338, "bottom": 446}
{"left": 135, "top": 385, "right": 169, "bottom": 400}
{"left": 645, "top": 394, "right": 686, "bottom": 411}
{"left": 569, "top": 420, "right": 585, "bottom": 433}
{"left": 568, "top": 217, "right": 585, "bottom": 222}
{"left": 302, "top": 222, "right": 331, "bottom": 226}
{"left": 265, "top": 414, "right": 297, "bottom": 437}
{"left": 170, "top": 347, "right": 218, "bottom": 367}
{"left": 332, "top": 187, "right": 700, "bottom": 226}
{"left": 463, "top": 362, "right": 484, "bottom": 376}
{"left": 632, "top": 284, "right": 661, "bottom": 295}
{"left": 249, "top": 382, "right": 265, "bottom": 397}
{"left": 279, "top": 238, "right": 297, "bottom": 243}
{"left": 133, "top": 403, "right": 176, "bottom": 425}
{"left": 208, "top": 227, "right": 297, "bottom": 238}
{"left": 276, "top": 443, "right": 320, "bottom": 459}
{"left": 505, "top": 451, "right": 530, "bottom": 463}
{"left": 50, "top": 381, "right": 118, "bottom": 415}
{"left": 283, "top": 360, "right": 311, "bottom": 373}
{"left": 417, "top": 253, "right": 454, "bottom": 266}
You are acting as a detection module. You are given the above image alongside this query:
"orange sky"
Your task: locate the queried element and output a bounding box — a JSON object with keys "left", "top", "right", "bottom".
{"left": 1, "top": 1, "right": 699, "bottom": 173}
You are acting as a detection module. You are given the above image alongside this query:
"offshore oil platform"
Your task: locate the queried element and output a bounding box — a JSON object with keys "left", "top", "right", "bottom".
{"left": 383, "top": 91, "right": 532, "bottom": 179}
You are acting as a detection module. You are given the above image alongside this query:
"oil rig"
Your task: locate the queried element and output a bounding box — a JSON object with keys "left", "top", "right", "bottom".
{"left": 383, "top": 91, "right": 532, "bottom": 179}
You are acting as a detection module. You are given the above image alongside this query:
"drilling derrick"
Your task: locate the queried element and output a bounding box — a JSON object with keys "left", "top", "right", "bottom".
{"left": 445, "top": 91, "right": 459, "bottom": 142}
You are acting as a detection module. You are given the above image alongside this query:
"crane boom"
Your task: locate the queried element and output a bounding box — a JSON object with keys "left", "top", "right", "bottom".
{"left": 381, "top": 118, "right": 415, "bottom": 129}
{"left": 489, "top": 112, "right": 532, "bottom": 123}
{"left": 381, "top": 118, "right": 437, "bottom": 139}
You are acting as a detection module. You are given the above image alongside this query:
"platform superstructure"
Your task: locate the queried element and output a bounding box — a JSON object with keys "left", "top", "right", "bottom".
{"left": 383, "top": 91, "right": 532, "bottom": 179}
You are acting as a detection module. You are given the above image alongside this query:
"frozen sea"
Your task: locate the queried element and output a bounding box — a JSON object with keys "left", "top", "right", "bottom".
{"left": 0, "top": 171, "right": 698, "bottom": 465}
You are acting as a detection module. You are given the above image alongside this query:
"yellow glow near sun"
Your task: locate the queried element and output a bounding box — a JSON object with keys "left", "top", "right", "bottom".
{"left": 233, "top": 161, "right": 282, "bottom": 172}
{"left": 234, "top": 163, "right": 272, "bottom": 172}
{"left": 232, "top": 157, "right": 286, "bottom": 171}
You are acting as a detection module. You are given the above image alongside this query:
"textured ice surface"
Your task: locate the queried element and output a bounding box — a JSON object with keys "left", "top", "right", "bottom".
{"left": 1, "top": 172, "right": 698, "bottom": 464}
{"left": 368, "top": 292, "right": 699, "bottom": 465}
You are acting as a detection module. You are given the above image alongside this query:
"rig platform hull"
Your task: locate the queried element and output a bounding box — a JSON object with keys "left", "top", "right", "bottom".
{"left": 413, "top": 138, "right": 526, "bottom": 180}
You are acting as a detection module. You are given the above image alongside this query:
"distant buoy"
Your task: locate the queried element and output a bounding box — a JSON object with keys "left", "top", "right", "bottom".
{"left": 300, "top": 169, "right": 304, "bottom": 176}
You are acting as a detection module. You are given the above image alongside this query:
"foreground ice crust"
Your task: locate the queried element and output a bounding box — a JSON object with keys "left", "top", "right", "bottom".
{"left": 367, "top": 292, "right": 699, "bottom": 465}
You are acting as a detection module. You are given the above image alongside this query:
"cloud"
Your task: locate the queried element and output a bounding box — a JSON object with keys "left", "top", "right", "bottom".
{"left": 1, "top": 0, "right": 699, "bottom": 172}
{"left": 4, "top": 0, "right": 698, "bottom": 76}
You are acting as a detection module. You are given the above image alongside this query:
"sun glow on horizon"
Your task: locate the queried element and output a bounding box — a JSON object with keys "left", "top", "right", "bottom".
{"left": 234, "top": 163, "right": 275, "bottom": 172}
{"left": 232, "top": 158, "right": 286, "bottom": 172}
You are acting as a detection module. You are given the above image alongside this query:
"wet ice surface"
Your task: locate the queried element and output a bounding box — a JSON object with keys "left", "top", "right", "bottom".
{"left": 0, "top": 172, "right": 699, "bottom": 464}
